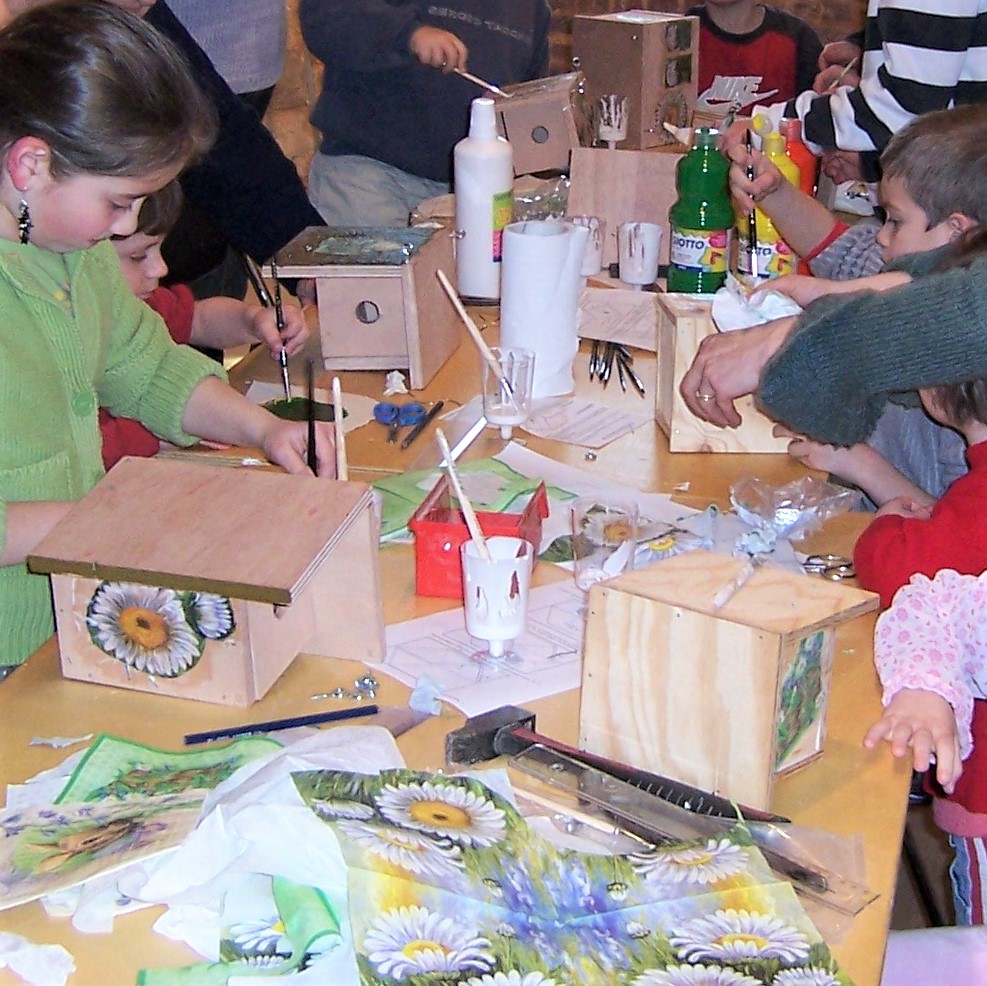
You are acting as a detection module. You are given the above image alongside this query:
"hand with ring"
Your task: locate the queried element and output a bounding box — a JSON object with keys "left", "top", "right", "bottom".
{"left": 680, "top": 316, "right": 799, "bottom": 427}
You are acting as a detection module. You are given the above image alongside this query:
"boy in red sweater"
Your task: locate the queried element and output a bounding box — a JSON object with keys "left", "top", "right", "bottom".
{"left": 102, "top": 183, "right": 309, "bottom": 468}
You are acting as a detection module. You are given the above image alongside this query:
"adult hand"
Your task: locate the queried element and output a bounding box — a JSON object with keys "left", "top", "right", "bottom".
{"left": 813, "top": 40, "right": 862, "bottom": 93}
{"left": 409, "top": 25, "right": 468, "bottom": 73}
{"left": 726, "top": 142, "right": 783, "bottom": 213}
{"left": 260, "top": 418, "right": 337, "bottom": 478}
{"left": 821, "top": 150, "right": 864, "bottom": 184}
{"left": 863, "top": 688, "right": 963, "bottom": 793}
{"left": 679, "top": 316, "right": 797, "bottom": 428}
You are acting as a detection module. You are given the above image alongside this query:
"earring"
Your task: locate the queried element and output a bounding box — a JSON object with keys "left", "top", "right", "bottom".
{"left": 17, "top": 197, "right": 32, "bottom": 244}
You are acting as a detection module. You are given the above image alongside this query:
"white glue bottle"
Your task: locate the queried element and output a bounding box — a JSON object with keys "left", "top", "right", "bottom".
{"left": 454, "top": 97, "right": 513, "bottom": 301}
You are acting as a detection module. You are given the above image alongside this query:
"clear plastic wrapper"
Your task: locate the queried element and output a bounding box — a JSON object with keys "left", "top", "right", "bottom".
{"left": 512, "top": 176, "right": 570, "bottom": 221}
{"left": 730, "top": 475, "right": 861, "bottom": 541}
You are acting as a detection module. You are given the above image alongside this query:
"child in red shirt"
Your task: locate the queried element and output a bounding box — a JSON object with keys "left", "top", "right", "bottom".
{"left": 102, "top": 182, "right": 309, "bottom": 468}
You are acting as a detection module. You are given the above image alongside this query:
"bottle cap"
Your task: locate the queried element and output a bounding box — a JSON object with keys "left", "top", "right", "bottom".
{"left": 468, "top": 97, "right": 498, "bottom": 140}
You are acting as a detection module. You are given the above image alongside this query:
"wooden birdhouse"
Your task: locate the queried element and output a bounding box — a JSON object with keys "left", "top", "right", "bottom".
{"left": 579, "top": 550, "right": 879, "bottom": 810}
{"left": 29, "top": 457, "right": 385, "bottom": 707}
{"left": 271, "top": 225, "right": 461, "bottom": 389}
{"left": 492, "top": 72, "right": 587, "bottom": 176}
{"left": 572, "top": 11, "right": 698, "bottom": 150}
{"left": 655, "top": 292, "right": 791, "bottom": 452}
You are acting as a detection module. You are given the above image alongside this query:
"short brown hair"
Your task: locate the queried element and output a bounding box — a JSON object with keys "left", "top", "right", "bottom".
{"left": 881, "top": 105, "right": 987, "bottom": 227}
{"left": 135, "top": 182, "right": 183, "bottom": 237}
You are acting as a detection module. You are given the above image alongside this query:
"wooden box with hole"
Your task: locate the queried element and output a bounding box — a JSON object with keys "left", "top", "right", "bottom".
{"left": 579, "top": 550, "right": 879, "bottom": 809}
{"left": 491, "top": 72, "right": 587, "bottom": 176}
{"left": 655, "top": 292, "right": 791, "bottom": 452}
{"left": 270, "top": 225, "right": 461, "bottom": 389}
{"left": 572, "top": 10, "right": 698, "bottom": 151}
{"left": 28, "top": 457, "right": 385, "bottom": 706}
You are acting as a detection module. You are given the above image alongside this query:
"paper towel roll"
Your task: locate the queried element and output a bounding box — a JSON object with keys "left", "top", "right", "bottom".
{"left": 500, "top": 220, "right": 590, "bottom": 397}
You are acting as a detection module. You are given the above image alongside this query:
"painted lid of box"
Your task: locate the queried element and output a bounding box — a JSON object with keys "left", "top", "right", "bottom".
{"left": 29, "top": 457, "right": 372, "bottom": 605}
{"left": 271, "top": 225, "right": 434, "bottom": 273}
{"left": 593, "top": 550, "right": 878, "bottom": 634}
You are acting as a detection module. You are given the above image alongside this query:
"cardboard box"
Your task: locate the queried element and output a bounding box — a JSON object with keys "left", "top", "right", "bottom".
{"left": 655, "top": 292, "right": 791, "bottom": 452}
{"left": 579, "top": 550, "right": 879, "bottom": 809}
{"left": 409, "top": 475, "right": 548, "bottom": 599}
{"left": 29, "top": 458, "right": 385, "bottom": 706}
{"left": 568, "top": 146, "right": 682, "bottom": 268}
{"left": 271, "top": 225, "right": 461, "bottom": 390}
{"left": 572, "top": 10, "right": 698, "bottom": 150}
{"left": 493, "top": 72, "right": 588, "bottom": 177}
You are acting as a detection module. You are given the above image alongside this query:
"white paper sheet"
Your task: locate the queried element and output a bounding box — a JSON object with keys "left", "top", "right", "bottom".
{"left": 523, "top": 396, "right": 651, "bottom": 448}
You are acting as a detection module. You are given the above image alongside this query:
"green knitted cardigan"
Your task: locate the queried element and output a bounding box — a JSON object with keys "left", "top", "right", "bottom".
{"left": 0, "top": 239, "right": 225, "bottom": 666}
{"left": 758, "top": 246, "right": 982, "bottom": 446}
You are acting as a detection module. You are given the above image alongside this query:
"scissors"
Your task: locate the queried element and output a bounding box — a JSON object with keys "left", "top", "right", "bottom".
{"left": 373, "top": 401, "right": 426, "bottom": 443}
{"left": 802, "top": 553, "right": 855, "bottom": 581}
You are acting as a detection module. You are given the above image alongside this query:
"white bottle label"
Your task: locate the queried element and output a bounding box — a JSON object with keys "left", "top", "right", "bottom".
{"left": 669, "top": 227, "right": 730, "bottom": 272}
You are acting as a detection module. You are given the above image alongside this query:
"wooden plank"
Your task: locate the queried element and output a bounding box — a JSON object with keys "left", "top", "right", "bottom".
{"left": 29, "top": 457, "right": 372, "bottom": 605}
{"left": 568, "top": 147, "right": 681, "bottom": 266}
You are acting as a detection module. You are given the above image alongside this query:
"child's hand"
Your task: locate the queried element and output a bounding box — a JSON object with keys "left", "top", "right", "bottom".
{"left": 863, "top": 688, "right": 963, "bottom": 793}
{"left": 876, "top": 496, "right": 933, "bottom": 520}
{"left": 248, "top": 303, "right": 310, "bottom": 359}
{"left": 755, "top": 274, "right": 839, "bottom": 307}
{"left": 409, "top": 25, "right": 468, "bottom": 72}
{"left": 773, "top": 425, "right": 849, "bottom": 473}
{"left": 258, "top": 417, "right": 337, "bottom": 478}
{"left": 726, "top": 144, "right": 783, "bottom": 213}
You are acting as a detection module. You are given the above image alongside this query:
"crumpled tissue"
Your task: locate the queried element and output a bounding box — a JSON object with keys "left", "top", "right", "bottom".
{"left": 711, "top": 273, "right": 802, "bottom": 332}
{"left": 0, "top": 932, "right": 74, "bottom": 986}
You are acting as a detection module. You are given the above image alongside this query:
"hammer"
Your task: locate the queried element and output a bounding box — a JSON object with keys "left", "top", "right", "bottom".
{"left": 445, "top": 704, "right": 788, "bottom": 825}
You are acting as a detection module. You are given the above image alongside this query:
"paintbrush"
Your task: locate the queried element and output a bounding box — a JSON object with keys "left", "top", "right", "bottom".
{"left": 331, "top": 376, "right": 347, "bottom": 481}
{"left": 435, "top": 269, "right": 521, "bottom": 412}
{"left": 239, "top": 252, "right": 273, "bottom": 307}
{"left": 827, "top": 55, "right": 861, "bottom": 91}
{"left": 712, "top": 554, "right": 766, "bottom": 609}
{"left": 306, "top": 359, "right": 317, "bottom": 476}
{"left": 454, "top": 66, "right": 512, "bottom": 98}
{"left": 744, "top": 129, "right": 759, "bottom": 278}
{"left": 271, "top": 258, "right": 291, "bottom": 401}
{"left": 435, "top": 427, "right": 490, "bottom": 560}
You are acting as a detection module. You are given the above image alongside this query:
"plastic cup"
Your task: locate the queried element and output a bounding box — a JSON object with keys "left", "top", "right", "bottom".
{"left": 570, "top": 497, "right": 638, "bottom": 590}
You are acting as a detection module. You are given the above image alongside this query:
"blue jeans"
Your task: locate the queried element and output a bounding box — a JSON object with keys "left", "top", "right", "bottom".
{"left": 307, "top": 152, "right": 449, "bottom": 227}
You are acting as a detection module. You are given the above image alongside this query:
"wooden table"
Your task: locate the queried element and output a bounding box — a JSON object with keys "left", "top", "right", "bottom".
{"left": 0, "top": 324, "right": 909, "bottom": 986}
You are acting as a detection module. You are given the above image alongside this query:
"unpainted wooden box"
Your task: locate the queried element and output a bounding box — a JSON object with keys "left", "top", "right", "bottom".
{"left": 579, "top": 551, "right": 879, "bottom": 809}
{"left": 29, "top": 457, "right": 385, "bottom": 707}
{"left": 271, "top": 225, "right": 461, "bottom": 389}
{"left": 568, "top": 146, "right": 682, "bottom": 268}
{"left": 572, "top": 11, "right": 698, "bottom": 150}
{"left": 493, "top": 72, "right": 587, "bottom": 176}
{"left": 655, "top": 292, "right": 791, "bottom": 452}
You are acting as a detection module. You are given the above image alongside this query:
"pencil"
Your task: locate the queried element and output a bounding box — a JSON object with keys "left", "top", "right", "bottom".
{"left": 183, "top": 703, "right": 379, "bottom": 745}
{"left": 306, "top": 358, "right": 317, "bottom": 476}
{"left": 400, "top": 400, "right": 445, "bottom": 450}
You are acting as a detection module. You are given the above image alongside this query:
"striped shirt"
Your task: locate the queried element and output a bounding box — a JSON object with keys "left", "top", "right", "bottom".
{"left": 773, "top": 0, "right": 987, "bottom": 153}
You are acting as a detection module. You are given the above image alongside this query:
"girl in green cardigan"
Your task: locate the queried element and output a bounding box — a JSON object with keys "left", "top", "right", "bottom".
{"left": 0, "top": 0, "right": 335, "bottom": 667}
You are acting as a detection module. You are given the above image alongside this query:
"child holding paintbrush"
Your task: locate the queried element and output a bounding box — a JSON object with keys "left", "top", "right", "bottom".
{"left": 102, "top": 181, "right": 310, "bottom": 469}
{"left": 0, "top": 0, "right": 335, "bottom": 669}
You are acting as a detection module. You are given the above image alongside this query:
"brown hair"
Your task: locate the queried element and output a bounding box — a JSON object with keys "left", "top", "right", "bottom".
{"left": 135, "top": 181, "right": 183, "bottom": 237}
{"left": 881, "top": 105, "right": 987, "bottom": 227}
{"left": 924, "top": 226, "right": 987, "bottom": 424}
{"left": 0, "top": 0, "right": 216, "bottom": 178}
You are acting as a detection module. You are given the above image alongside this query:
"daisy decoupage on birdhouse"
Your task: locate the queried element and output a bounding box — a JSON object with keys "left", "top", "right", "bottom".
{"left": 28, "top": 456, "right": 384, "bottom": 706}
{"left": 286, "top": 767, "right": 853, "bottom": 986}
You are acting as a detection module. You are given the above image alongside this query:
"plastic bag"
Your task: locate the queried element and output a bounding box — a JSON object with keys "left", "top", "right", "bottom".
{"left": 512, "top": 176, "right": 570, "bottom": 222}
{"left": 730, "top": 476, "right": 861, "bottom": 541}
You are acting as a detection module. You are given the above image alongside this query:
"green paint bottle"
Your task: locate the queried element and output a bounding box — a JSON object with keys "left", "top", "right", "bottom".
{"left": 667, "top": 128, "right": 733, "bottom": 294}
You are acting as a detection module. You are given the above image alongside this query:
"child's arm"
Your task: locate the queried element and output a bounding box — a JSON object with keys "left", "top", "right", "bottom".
{"left": 189, "top": 297, "right": 309, "bottom": 359}
{"left": 1, "top": 502, "right": 74, "bottom": 567}
{"left": 180, "top": 376, "right": 335, "bottom": 476}
{"left": 757, "top": 270, "right": 912, "bottom": 308}
{"left": 772, "top": 428, "right": 936, "bottom": 508}
{"left": 863, "top": 688, "right": 963, "bottom": 793}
